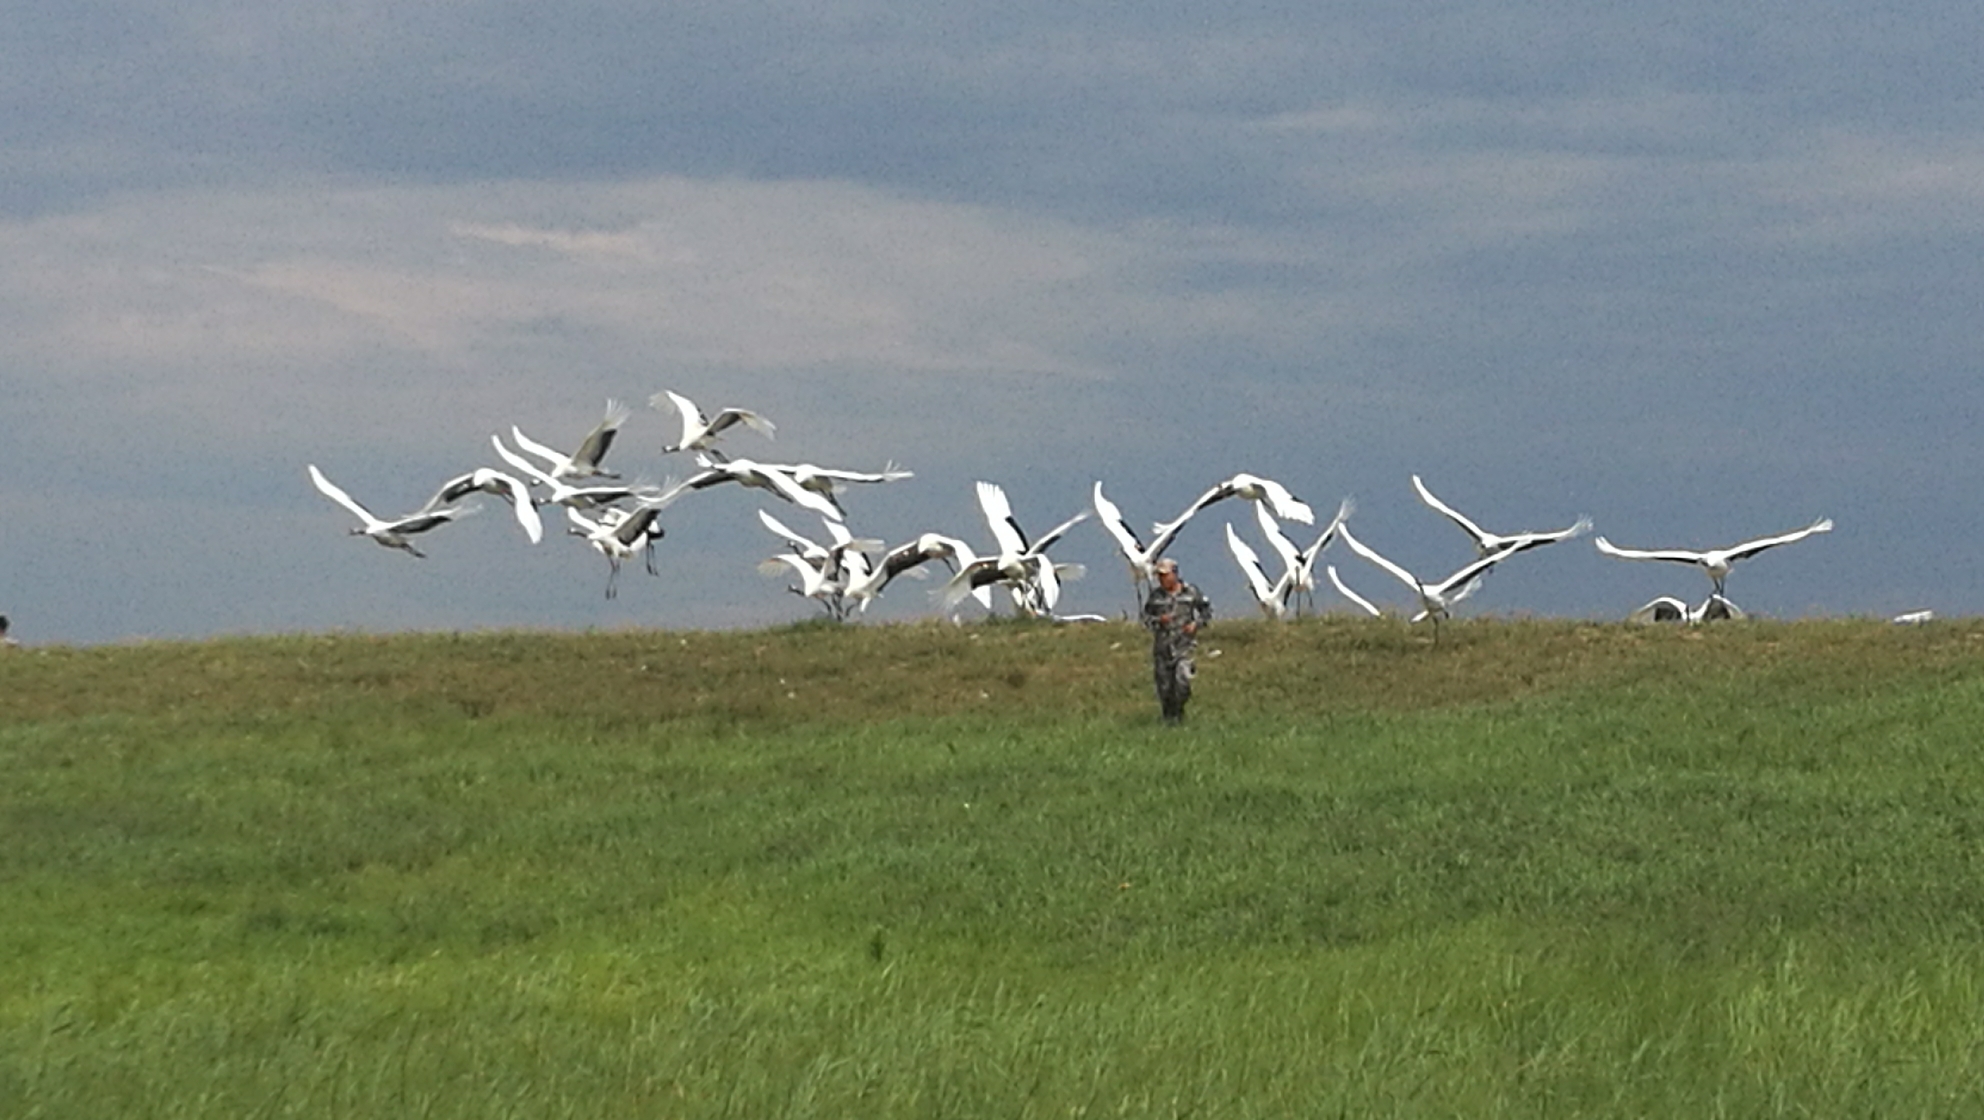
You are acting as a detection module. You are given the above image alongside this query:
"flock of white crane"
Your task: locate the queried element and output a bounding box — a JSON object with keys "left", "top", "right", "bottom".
{"left": 307, "top": 392, "right": 1839, "bottom": 627}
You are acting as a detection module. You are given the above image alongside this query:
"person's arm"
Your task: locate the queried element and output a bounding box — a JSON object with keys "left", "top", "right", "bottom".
{"left": 1186, "top": 588, "right": 1212, "bottom": 632}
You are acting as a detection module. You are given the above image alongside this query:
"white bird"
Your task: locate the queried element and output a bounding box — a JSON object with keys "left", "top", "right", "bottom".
{"left": 759, "top": 552, "right": 846, "bottom": 616}
{"left": 1091, "top": 481, "right": 1197, "bottom": 597}
{"left": 1627, "top": 595, "right": 1690, "bottom": 624}
{"left": 1336, "top": 524, "right": 1507, "bottom": 631}
{"left": 595, "top": 504, "right": 667, "bottom": 576}
{"left": 943, "top": 553, "right": 1087, "bottom": 616}
{"left": 976, "top": 479, "right": 1032, "bottom": 561}
{"left": 651, "top": 389, "right": 776, "bottom": 457}
{"left": 755, "top": 510, "right": 881, "bottom": 579}
{"left": 308, "top": 464, "right": 468, "bottom": 559}
{"left": 655, "top": 455, "right": 846, "bottom": 522}
{"left": 983, "top": 481, "right": 1089, "bottom": 612}
{"left": 842, "top": 533, "right": 970, "bottom": 612}
{"left": 1627, "top": 594, "right": 1746, "bottom": 624}
{"left": 1594, "top": 518, "right": 1833, "bottom": 596}
{"left": 421, "top": 468, "right": 544, "bottom": 544}
{"left": 746, "top": 461, "right": 914, "bottom": 519}
{"left": 1225, "top": 522, "right": 1292, "bottom": 619}
{"left": 1698, "top": 595, "right": 1747, "bottom": 622}
{"left": 753, "top": 510, "right": 884, "bottom": 618}
{"left": 923, "top": 536, "right": 997, "bottom": 612}
{"left": 1411, "top": 475, "right": 1592, "bottom": 557}
{"left": 1154, "top": 472, "right": 1316, "bottom": 544}
{"left": 1893, "top": 609, "right": 1935, "bottom": 625}
{"left": 1325, "top": 565, "right": 1384, "bottom": 617}
{"left": 785, "top": 461, "right": 915, "bottom": 493}
{"left": 491, "top": 435, "right": 664, "bottom": 510}
{"left": 565, "top": 505, "right": 666, "bottom": 599}
{"left": 1253, "top": 497, "right": 1355, "bottom": 615}
{"left": 941, "top": 482, "right": 1088, "bottom": 615}
{"left": 509, "top": 399, "right": 632, "bottom": 481}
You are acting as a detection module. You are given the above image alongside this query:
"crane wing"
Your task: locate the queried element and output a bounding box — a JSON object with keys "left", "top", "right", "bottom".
{"left": 1410, "top": 475, "right": 1491, "bottom": 547}
{"left": 1326, "top": 565, "right": 1383, "bottom": 617}
{"left": 1593, "top": 537, "right": 1706, "bottom": 565}
{"left": 1724, "top": 518, "right": 1833, "bottom": 562}
{"left": 1334, "top": 525, "right": 1422, "bottom": 594}
{"left": 307, "top": 464, "right": 381, "bottom": 529}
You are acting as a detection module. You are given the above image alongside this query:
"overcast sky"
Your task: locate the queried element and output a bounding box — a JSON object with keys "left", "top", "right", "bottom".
{"left": 4, "top": 3, "right": 1980, "bottom": 645}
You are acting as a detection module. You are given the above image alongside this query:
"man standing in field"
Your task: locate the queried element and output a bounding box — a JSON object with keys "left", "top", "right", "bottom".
{"left": 1142, "top": 559, "right": 1212, "bottom": 724}
{"left": 0, "top": 615, "right": 15, "bottom": 651}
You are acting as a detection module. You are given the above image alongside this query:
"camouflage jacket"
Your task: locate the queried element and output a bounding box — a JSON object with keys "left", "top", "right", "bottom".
{"left": 1142, "top": 581, "right": 1213, "bottom": 657}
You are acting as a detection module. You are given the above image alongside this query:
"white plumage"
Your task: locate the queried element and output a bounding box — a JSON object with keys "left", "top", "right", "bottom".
{"left": 1152, "top": 472, "right": 1315, "bottom": 542}
{"left": 1336, "top": 524, "right": 1506, "bottom": 628}
{"left": 1595, "top": 518, "right": 1833, "bottom": 596}
{"left": 1411, "top": 475, "right": 1591, "bottom": 557}
{"left": 509, "top": 399, "right": 633, "bottom": 481}
{"left": 1225, "top": 521, "right": 1292, "bottom": 619}
{"left": 422, "top": 468, "right": 544, "bottom": 544}
{"left": 308, "top": 464, "right": 468, "bottom": 559}
{"left": 651, "top": 390, "right": 776, "bottom": 457}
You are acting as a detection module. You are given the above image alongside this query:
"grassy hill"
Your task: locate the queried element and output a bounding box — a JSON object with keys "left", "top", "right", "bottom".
{"left": 5, "top": 618, "right": 1984, "bottom": 1117}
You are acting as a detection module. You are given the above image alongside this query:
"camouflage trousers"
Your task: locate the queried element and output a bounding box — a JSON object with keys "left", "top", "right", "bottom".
{"left": 1152, "top": 644, "right": 1196, "bottom": 722}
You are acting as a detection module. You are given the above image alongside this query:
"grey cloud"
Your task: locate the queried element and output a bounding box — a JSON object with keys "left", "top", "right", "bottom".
{"left": 3, "top": 3, "right": 1982, "bottom": 642}
{"left": 12, "top": 3, "right": 1979, "bottom": 215}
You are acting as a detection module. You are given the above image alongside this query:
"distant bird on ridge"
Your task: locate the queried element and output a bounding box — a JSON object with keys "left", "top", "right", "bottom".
{"left": 1627, "top": 594, "right": 1746, "bottom": 624}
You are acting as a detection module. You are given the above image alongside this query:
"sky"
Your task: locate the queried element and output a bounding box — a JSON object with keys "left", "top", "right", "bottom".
{"left": 4, "top": 2, "right": 1980, "bottom": 645}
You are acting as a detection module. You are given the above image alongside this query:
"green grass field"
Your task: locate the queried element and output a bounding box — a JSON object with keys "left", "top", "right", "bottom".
{"left": 5, "top": 618, "right": 1984, "bottom": 1117}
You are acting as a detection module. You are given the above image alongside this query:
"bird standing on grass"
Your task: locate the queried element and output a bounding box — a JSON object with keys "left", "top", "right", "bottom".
{"left": 1627, "top": 594, "right": 1746, "bottom": 624}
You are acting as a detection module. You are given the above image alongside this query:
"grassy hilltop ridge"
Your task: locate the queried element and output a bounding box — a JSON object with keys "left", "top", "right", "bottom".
{"left": 5, "top": 619, "right": 1984, "bottom": 1116}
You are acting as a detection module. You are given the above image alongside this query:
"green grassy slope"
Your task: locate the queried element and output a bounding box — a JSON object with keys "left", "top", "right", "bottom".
{"left": 4, "top": 618, "right": 1983, "bottom": 1117}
